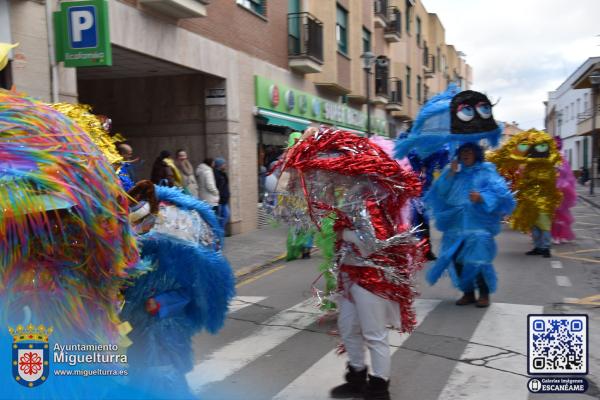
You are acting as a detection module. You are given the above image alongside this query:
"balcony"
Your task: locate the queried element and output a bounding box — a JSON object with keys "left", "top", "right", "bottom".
{"left": 384, "top": 8, "right": 401, "bottom": 42}
{"left": 577, "top": 104, "right": 600, "bottom": 136}
{"left": 288, "top": 12, "right": 324, "bottom": 74}
{"left": 374, "top": 0, "right": 389, "bottom": 28}
{"left": 424, "top": 53, "right": 435, "bottom": 78}
{"left": 139, "top": 0, "right": 208, "bottom": 19}
{"left": 386, "top": 79, "right": 403, "bottom": 112}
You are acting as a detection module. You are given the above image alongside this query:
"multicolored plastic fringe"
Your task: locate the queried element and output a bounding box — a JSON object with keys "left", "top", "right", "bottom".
{"left": 0, "top": 90, "right": 138, "bottom": 341}
{"left": 487, "top": 129, "right": 562, "bottom": 233}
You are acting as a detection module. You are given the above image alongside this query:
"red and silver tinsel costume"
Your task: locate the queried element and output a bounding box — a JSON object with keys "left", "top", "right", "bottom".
{"left": 276, "top": 128, "right": 425, "bottom": 380}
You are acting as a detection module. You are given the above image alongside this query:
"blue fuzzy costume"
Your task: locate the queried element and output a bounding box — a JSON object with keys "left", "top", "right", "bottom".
{"left": 121, "top": 186, "right": 235, "bottom": 399}
{"left": 394, "top": 84, "right": 513, "bottom": 295}
{"left": 424, "top": 144, "right": 515, "bottom": 293}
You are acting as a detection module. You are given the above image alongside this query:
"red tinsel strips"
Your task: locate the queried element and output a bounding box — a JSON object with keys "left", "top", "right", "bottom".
{"left": 366, "top": 197, "right": 393, "bottom": 240}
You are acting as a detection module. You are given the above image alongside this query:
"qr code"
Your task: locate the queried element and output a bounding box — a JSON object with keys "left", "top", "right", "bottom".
{"left": 528, "top": 315, "right": 588, "bottom": 375}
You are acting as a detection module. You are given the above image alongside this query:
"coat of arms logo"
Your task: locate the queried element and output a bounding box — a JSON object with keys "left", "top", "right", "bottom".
{"left": 9, "top": 324, "right": 53, "bottom": 388}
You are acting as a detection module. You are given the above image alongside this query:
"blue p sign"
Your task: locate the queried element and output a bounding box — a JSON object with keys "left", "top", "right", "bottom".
{"left": 67, "top": 6, "right": 97, "bottom": 49}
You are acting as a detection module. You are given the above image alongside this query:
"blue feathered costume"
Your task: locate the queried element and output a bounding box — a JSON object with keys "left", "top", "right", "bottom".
{"left": 121, "top": 184, "right": 235, "bottom": 399}
{"left": 395, "top": 85, "right": 515, "bottom": 301}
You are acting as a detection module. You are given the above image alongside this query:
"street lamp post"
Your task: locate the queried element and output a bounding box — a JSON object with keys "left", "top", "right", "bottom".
{"left": 590, "top": 74, "right": 600, "bottom": 195}
{"left": 361, "top": 52, "right": 375, "bottom": 137}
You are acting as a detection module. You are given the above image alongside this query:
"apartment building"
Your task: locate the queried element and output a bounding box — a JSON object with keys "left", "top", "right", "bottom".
{"left": 545, "top": 57, "right": 600, "bottom": 170}
{"left": 1, "top": 0, "right": 471, "bottom": 234}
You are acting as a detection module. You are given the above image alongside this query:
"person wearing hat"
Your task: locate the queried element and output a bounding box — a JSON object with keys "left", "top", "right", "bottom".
{"left": 214, "top": 157, "right": 231, "bottom": 234}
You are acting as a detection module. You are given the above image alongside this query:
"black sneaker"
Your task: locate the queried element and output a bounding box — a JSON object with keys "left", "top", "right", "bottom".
{"left": 541, "top": 248, "right": 551, "bottom": 258}
{"left": 525, "top": 248, "right": 542, "bottom": 255}
{"left": 330, "top": 365, "right": 367, "bottom": 398}
{"left": 364, "top": 375, "right": 390, "bottom": 400}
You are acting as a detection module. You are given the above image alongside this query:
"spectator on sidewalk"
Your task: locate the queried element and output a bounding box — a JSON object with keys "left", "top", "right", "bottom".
{"left": 214, "top": 157, "right": 231, "bottom": 235}
{"left": 151, "top": 150, "right": 183, "bottom": 188}
{"left": 175, "top": 149, "right": 199, "bottom": 198}
{"left": 196, "top": 158, "right": 220, "bottom": 211}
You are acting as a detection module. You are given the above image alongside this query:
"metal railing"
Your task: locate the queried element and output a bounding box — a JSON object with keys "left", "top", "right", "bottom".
{"left": 384, "top": 7, "right": 401, "bottom": 36}
{"left": 577, "top": 105, "right": 600, "bottom": 123}
{"left": 288, "top": 12, "right": 324, "bottom": 63}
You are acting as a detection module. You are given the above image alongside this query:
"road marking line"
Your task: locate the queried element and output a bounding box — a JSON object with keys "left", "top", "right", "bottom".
{"left": 566, "top": 294, "right": 600, "bottom": 305}
{"left": 228, "top": 296, "right": 268, "bottom": 313}
{"left": 272, "top": 299, "right": 441, "bottom": 400}
{"left": 186, "top": 297, "right": 321, "bottom": 393}
{"left": 236, "top": 264, "right": 287, "bottom": 288}
{"left": 438, "top": 303, "right": 543, "bottom": 400}
{"left": 555, "top": 275, "right": 572, "bottom": 287}
{"left": 550, "top": 260, "right": 563, "bottom": 269}
{"left": 563, "top": 297, "right": 579, "bottom": 303}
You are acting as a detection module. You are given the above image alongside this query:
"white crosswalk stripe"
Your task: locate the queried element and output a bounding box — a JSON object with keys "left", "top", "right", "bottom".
{"left": 189, "top": 297, "right": 548, "bottom": 400}
{"left": 273, "top": 299, "right": 440, "bottom": 400}
{"left": 228, "top": 296, "right": 268, "bottom": 313}
{"left": 436, "top": 303, "right": 543, "bottom": 400}
{"left": 186, "top": 297, "right": 321, "bottom": 394}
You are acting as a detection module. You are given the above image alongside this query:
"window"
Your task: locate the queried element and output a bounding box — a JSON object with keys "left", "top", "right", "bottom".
{"left": 336, "top": 4, "right": 348, "bottom": 54}
{"left": 423, "top": 42, "right": 428, "bottom": 66}
{"left": 416, "top": 16, "right": 421, "bottom": 46}
{"left": 571, "top": 102, "right": 574, "bottom": 119}
{"left": 584, "top": 93, "right": 589, "bottom": 111}
{"left": 424, "top": 84, "right": 429, "bottom": 101}
{"left": 362, "top": 28, "right": 371, "bottom": 53}
{"left": 237, "top": 0, "right": 266, "bottom": 16}
{"left": 405, "top": 0, "right": 413, "bottom": 34}
{"left": 437, "top": 47, "right": 441, "bottom": 72}
{"left": 406, "top": 66, "right": 411, "bottom": 97}
{"left": 417, "top": 75, "right": 422, "bottom": 103}
{"left": 577, "top": 98, "right": 581, "bottom": 116}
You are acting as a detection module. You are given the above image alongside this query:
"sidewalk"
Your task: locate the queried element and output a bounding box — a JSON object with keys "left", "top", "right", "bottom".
{"left": 577, "top": 184, "right": 600, "bottom": 209}
{"left": 223, "top": 225, "right": 288, "bottom": 277}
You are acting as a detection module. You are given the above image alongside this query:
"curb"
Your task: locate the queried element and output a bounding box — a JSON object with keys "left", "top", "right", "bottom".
{"left": 234, "top": 252, "right": 287, "bottom": 279}
{"left": 578, "top": 194, "right": 600, "bottom": 209}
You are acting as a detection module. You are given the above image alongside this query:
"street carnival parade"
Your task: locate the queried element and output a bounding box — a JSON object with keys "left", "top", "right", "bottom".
{"left": 0, "top": 1, "right": 598, "bottom": 399}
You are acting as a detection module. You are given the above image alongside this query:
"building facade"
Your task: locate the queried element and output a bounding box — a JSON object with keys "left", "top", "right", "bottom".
{"left": 1, "top": 0, "right": 471, "bottom": 235}
{"left": 545, "top": 57, "right": 600, "bottom": 170}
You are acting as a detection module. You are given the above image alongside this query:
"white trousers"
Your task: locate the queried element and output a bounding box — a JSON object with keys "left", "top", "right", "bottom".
{"left": 337, "top": 283, "right": 393, "bottom": 380}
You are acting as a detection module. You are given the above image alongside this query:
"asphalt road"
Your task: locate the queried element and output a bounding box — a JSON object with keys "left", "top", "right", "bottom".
{"left": 186, "top": 200, "right": 600, "bottom": 400}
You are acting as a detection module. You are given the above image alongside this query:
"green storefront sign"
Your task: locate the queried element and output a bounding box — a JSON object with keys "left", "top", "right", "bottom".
{"left": 255, "top": 76, "right": 387, "bottom": 136}
{"left": 54, "top": 0, "right": 112, "bottom": 68}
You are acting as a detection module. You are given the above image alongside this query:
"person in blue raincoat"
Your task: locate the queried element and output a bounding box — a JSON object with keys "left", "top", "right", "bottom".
{"left": 425, "top": 142, "right": 515, "bottom": 307}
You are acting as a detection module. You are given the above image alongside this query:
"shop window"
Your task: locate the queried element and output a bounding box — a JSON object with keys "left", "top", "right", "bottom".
{"left": 336, "top": 4, "right": 348, "bottom": 54}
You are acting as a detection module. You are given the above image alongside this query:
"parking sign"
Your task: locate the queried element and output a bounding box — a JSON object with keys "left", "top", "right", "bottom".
{"left": 68, "top": 6, "right": 98, "bottom": 49}
{"left": 54, "top": 0, "right": 111, "bottom": 67}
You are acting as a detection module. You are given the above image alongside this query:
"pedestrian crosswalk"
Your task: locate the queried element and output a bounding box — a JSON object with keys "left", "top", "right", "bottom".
{"left": 186, "top": 296, "right": 545, "bottom": 400}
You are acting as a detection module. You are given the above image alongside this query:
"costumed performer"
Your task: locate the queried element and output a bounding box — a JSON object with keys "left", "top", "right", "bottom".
{"left": 407, "top": 148, "right": 450, "bottom": 261}
{"left": 276, "top": 128, "right": 425, "bottom": 400}
{"left": 0, "top": 90, "right": 149, "bottom": 399}
{"left": 551, "top": 138, "right": 577, "bottom": 243}
{"left": 121, "top": 180, "right": 235, "bottom": 399}
{"left": 395, "top": 85, "right": 515, "bottom": 308}
{"left": 487, "top": 129, "right": 562, "bottom": 257}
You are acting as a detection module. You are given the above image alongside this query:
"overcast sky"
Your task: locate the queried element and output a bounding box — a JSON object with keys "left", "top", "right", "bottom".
{"left": 424, "top": 0, "right": 600, "bottom": 130}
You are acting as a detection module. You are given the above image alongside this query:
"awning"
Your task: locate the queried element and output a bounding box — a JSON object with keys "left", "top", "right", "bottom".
{"left": 256, "top": 108, "right": 310, "bottom": 132}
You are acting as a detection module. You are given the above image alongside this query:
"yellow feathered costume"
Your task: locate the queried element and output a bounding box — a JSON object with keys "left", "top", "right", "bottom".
{"left": 487, "top": 129, "right": 562, "bottom": 233}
